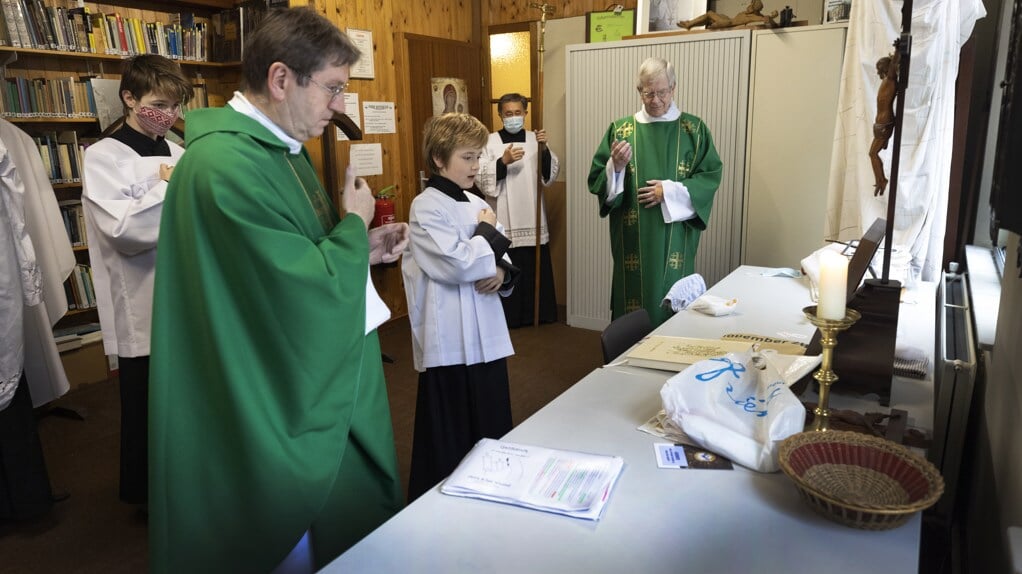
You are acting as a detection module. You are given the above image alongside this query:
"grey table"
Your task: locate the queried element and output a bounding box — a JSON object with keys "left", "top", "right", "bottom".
{"left": 323, "top": 266, "right": 935, "bottom": 574}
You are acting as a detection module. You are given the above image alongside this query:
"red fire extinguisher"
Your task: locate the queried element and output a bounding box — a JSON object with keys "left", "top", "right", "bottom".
{"left": 371, "top": 185, "right": 396, "bottom": 228}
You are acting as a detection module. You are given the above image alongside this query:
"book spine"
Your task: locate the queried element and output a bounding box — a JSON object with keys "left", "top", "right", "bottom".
{"left": 0, "top": 0, "right": 12, "bottom": 46}
{"left": 14, "top": 0, "right": 36, "bottom": 48}
{"left": 115, "top": 13, "right": 127, "bottom": 55}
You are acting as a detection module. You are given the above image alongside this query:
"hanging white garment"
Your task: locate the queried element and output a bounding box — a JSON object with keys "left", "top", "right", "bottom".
{"left": 824, "top": 0, "right": 985, "bottom": 283}
{"left": 0, "top": 136, "right": 42, "bottom": 411}
{"left": 0, "top": 119, "right": 73, "bottom": 406}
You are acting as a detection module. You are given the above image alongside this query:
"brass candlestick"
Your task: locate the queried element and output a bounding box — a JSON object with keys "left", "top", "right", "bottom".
{"left": 802, "top": 306, "right": 861, "bottom": 431}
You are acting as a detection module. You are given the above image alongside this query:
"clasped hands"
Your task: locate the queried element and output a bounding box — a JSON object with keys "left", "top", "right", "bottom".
{"left": 341, "top": 165, "right": 410, "bottom": 264}
{"left": 610, "top": 140, "right": 664, "bottom": 207}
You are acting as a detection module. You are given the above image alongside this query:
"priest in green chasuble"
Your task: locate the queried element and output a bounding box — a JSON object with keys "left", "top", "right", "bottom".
{"left": 149, "top": 8, "right": 408, "bottom": 573}
{"left": 588, "top": 57, "right": 723, "bottom": 326}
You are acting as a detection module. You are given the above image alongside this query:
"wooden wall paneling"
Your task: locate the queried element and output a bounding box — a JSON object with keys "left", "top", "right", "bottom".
{"left": 287, "top": 1, "right": 482, "bottom": 318}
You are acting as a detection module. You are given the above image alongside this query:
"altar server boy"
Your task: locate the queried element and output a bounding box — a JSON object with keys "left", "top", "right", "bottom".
{"left": 402, "top": 113, "right": 519, "bottom": 501}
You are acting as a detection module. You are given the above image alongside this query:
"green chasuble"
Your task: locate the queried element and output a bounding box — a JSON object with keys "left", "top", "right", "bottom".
{"left": 588, "top": 112, "right": 722, "bottom": 326}
{"left": 149, "top": 106, "right": 403, "bottom": 572}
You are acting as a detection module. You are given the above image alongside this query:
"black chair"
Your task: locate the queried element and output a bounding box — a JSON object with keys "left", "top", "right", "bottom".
{"left": 600, "top": 308, "right": 653, "bottom": 363}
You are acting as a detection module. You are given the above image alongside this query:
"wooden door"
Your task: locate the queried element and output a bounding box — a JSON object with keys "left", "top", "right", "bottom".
{"left": 402, "top": 34, "right": 483, "bottom": 191}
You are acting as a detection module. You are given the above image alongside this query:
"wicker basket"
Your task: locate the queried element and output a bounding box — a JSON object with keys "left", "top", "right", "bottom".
{"left": 778, "top": 430, "right": 945, "bottom": 530}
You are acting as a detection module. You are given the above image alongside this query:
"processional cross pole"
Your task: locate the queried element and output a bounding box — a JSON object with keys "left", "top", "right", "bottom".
{"left": 881, "top": 0, "right": 912, "bottom": 283}
{"left": 528, "top": 1, "right": 555, "bottom": 327}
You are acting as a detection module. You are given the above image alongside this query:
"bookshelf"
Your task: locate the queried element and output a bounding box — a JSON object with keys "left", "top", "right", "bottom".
{"left": 0, "top": 0, "right": 254, "bottom": 339}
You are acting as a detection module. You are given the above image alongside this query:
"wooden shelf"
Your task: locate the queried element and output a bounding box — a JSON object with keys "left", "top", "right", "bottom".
{"left": 53, "top": 182, "right": 83, "bottom": 189}
{"left": 3, "top": 116, "right": 98, "bottom": 124}
{"left": 73, "top": 245, "right": 89, "bottom": 252}
{"left": 65, "top": 307, "right": 97, "bottom": 316}
{"left": 0, "top": 46, "right": 237, "bottom": 68}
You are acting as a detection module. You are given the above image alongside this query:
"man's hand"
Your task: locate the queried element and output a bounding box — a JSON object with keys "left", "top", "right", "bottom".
{"left": 610, "top": 139, "right": 632, "bottom": 173}
{"left": 368, "top": 222, "right": 410, "bottom": 265}
{"left": 477, "top": 208, "right": 497, "bottom": 226}
{"left": 475, "top": 266, "right": 506, "bottom": 294}
{"left": 535, "top": 129, "right": 547, "bottom": 144}
{"left": 638, "top": 180, "right": 664, "bottom": 208}
{"left": 502, "top": 143, "right": 524, "bottom": 165}
{"left": 341, "top": 165, "right": 374, "bottom": 229}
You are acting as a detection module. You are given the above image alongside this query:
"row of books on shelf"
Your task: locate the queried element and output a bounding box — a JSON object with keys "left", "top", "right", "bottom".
{"left": 57, "top": 198, "right": 86, "bottom": 246}
{"left": 35, "top": 130, "right": 92, "bottom": 184}
{"left": 65, "top": 263, "right": 96, "bottom": 311}
{"left": 2, "top": 75, "right": 94, "bottom": 118}
{"left": 2, "top": 74, "right": 209, "bottom": 122}
{"left": 0, "top": 2, "right": 211, "bottom": 62}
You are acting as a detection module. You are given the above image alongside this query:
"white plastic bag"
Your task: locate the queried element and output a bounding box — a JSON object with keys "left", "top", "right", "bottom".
{"left": 659, "top": 350, "right": 806, "bottom": 472}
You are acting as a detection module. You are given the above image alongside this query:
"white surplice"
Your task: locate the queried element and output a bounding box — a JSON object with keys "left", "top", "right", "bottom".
{"left": 401, "top": 187, "right": 514, "bottom": 372}
{"left": 0, "top": 135, "right": 42, "bottom": 410}
{"left": 0, "top": 119, "right": 74, "bottom": 406}
{"left": 82, "top": 137, "right": 184, "bottom": 358}
{"left": 477, "top": 131, "right": 559, "bottom": 248}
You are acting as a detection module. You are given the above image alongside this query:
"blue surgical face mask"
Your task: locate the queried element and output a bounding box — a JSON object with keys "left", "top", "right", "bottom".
{"left": 502, "top": 116, "right": 525, "bottom": 134}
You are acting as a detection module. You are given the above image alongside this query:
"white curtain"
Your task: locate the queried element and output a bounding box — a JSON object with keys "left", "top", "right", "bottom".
{"left": 825, "top": 0, "right": 985, "bottom": 283}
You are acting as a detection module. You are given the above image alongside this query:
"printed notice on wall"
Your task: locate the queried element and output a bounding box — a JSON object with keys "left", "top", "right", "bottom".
{"left": 346, "top": 28, "right": 375, "bottom": 79}
{"left": 336, "top": 93, "right": 361, "bottom": 141}
{"left": 362, "top": 101, "right": 396, "bottom": 134}
{"left": 349, "top": 143, "right": 383, "bottom": 176}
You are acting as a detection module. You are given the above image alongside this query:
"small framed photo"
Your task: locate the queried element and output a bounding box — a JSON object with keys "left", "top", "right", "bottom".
{"left": 635, "top": 0, "right": 707, "bottom": 35}
{"left": 824, "top": 0, "right": 852, "bottom": 23}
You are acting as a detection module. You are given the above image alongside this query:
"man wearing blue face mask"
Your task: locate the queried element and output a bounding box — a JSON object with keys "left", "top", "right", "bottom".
{"left": 478, "top": 92, "right": 560, "bottom": 328}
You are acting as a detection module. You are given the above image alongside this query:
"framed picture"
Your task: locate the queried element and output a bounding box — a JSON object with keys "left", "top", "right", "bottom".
{"left": 585, "top": 8, "right": 637, "bottom": 43}
{"left": 824, "top": 0, "right": 851, "bottom": 23}
{"left": 635, "top": 0, "right": 707, "bottom": 35}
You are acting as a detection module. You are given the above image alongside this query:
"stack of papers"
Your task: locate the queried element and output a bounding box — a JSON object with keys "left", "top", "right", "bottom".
{"left": 441, "top": 438, "right": 625, "bottom": 521}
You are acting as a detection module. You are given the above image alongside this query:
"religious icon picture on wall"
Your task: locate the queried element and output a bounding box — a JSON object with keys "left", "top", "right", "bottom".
{"left": 430, "top": 77, "right": 468, "bottom": 117}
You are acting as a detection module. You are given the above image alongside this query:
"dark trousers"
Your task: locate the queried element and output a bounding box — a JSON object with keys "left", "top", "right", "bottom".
{"left": 407, "top": 359, "right": 513, "bottom": 501}
{"left": 118, "top": 356, "right": 149, "bottom": 504}
{"left": 0, "top": 372, "right": 53, "bottom": 520}
{"left": 503, "top": 244, "right": 557, "bottom": 328}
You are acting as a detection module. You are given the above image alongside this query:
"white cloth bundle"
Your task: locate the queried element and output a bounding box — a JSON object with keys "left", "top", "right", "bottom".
{"left": 661, "top": 273, "right": 706, "bottom": 312}
{"left": 689, "top": 294, "right": 737, "bottom": 316}
{"left": 660, "top": 350, "right": 806, "bottom": 472}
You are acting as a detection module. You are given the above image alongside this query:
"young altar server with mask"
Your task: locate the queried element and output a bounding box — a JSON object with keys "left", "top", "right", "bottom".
{"left": 81, "top": 54, "right": 192, "bottom": 506}
{"left": 477, "top": 92, "right": 560, "bottom": 327}
{"left": 403, "top": 113, "right": 519, "bottom": 501}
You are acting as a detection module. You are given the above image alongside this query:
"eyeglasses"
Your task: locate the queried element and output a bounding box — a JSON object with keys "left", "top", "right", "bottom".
{"left": 304, "top": 75, "right": 348, "bottom": 101}
{"left": 639, "top": 88, "right": 673, "bottom": 101}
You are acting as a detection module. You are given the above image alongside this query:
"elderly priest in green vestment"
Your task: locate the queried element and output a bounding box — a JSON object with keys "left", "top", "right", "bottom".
{"left": 588, "top": 57, "right": 723, "bottom": 327}
{"left": 149, "top": 7, "right": 408, "bottom": 573}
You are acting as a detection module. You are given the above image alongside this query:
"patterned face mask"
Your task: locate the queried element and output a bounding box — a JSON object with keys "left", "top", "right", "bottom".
{"left": 135, "top": 105, "right": 179, "bottom": 136}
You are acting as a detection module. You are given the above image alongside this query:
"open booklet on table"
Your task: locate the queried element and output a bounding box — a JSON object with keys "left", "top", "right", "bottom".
{"left": 440, "top": 438, "right": 625, "bottom": 521}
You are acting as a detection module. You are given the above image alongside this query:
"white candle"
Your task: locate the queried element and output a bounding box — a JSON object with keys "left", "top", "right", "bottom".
{"left": 817, "top": 249, "right": 848, "bottom": 320}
